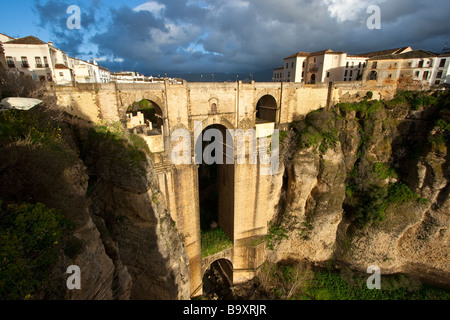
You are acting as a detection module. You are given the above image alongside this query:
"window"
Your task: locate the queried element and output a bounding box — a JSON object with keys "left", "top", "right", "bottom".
{"left": 423, "top": 71, "right": 429, "bottom": 80}
{"left": 59, "top": 72, "right": 64, "bottom": 77}
{"left": 436, "top": 71, "right": 443, "bottom": 79}
{"left": 350, "top": 70, "right": 353, "bottom": 77}
{"left": 346, "top": 62, "right": 349, "bottom": 68}
{"left": 388, "top": 74, "right": 392, "bottom": 78}
{"left": 415, "top": 71, "right": 420, "bottom": 77}
{"left": 302, "top": 61, "right": 305, "bottom": 68}
{"left": 368, "top": 71, "right": 377, "bottom": 80}
{"left": 440, "top": 59, "right": 446, "bottom": 68}
{"left": 359, "top": 62, "right": 362, "bottom": 68}
{"left": 344, "top": 70, "right": 348, "bottom": 76}
{"left": 35, "top": 57, "right": 43, "bottom": 68}
{"left": 418, "top": 60, "right": 424, "bottom": 68}
{"left": 344, "top": 78, "right": 347, "bottom": 81}
{"left": 21, "top": 56, "right": 29, "bottom": 68}
{"left": 435, "top": 80, "right": 441, "bottom": 85}
{"left": 211, "top": 103, "right": 217, "bottom": 113}
{"left": 286, "top": 63, "right": 288, "bottom": 68}
{"left": 287, "top": 71, "right": 291, "bottom": 78}
{"left": 372, "top": 62, "right": 377, "bottom": 69}
{"left": 351, "top": 62, "right": 354, "bottom": 68}
{"left": 291, "top": 62, "right": 294, "bottom": 68}
{"left": 302, "top": 71, "right": 304, "bottom": 77}
{"left": 43, "top": 56, "right": 49, "bottom": 67}
{"left": 327, "top": 72, "right": 330, "bottom": 78}
{"left": 6, "top": 56, "right": 15, "bottom": 68}
{"left": 363, "top": 62, "right": 366, "bottom": 68}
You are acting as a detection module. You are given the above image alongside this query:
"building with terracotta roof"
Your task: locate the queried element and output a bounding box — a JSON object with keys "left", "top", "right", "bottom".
{"left": 273, "top": 49, "right": 367, "bottom": 84}
{"left": 1, "top": 33, "right": 111, "bottom": 85}
{"left": 363, "top": 49, "right": 450, "bottom": 88}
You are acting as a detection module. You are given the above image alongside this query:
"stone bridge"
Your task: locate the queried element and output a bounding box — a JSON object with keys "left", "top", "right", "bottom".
{"left": 51, "top": 80, "right": 396, "bottom": 297}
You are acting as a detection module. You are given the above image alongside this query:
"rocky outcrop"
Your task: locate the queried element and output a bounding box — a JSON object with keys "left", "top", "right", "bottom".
{"left": 267, "top": 95, "right": 450, "bottom": 288}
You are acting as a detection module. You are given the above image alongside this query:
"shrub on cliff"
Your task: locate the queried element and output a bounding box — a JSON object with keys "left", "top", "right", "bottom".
{"left": 0, "top": 201, "right": 74, "bottom": 300}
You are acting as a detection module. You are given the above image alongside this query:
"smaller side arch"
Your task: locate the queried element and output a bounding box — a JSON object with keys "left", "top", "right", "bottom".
{"left": 202, "top": 258, "right": 234, "bottom": 298}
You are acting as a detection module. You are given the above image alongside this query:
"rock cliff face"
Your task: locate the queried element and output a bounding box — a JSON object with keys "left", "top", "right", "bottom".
{"left": 76, "top": 124, "right": 191, "bottom": 299}
{"left": 0, "top": 114, "right": 190, "bottom": 300}
{"left": 267, "top": 92, "right": 449, "bottom": 288}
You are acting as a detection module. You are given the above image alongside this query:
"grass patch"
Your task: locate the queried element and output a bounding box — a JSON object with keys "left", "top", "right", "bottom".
{"left": 0, "top": 110, "right": 63, "bottom": 149}
{"left": 301, "top": 270, "right": 450, "bottom": 300}
{"left": 258, "top": 262, "right": 450, "bottom": 300}
{"left": 201, "top": 227, "right": 232, "bottom": 257}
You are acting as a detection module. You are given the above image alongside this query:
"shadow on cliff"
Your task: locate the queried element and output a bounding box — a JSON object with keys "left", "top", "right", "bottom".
{"left": 74, "top": 121, "right": 190, "bottom": 299}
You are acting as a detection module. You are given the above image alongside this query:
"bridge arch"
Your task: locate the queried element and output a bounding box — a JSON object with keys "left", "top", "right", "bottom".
{"left": 256, "top": 94, "right": 277, "bottom": 123}
{"left": 196, "top": 123, "right": 235, "bottom": 243}
{"left": 202, "top": 258, "right": 234, "bottom": 298}
{"left": 118, "top": 93, "right": 165, "bottom": 121}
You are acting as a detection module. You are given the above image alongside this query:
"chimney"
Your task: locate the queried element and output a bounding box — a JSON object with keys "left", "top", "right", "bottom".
{"left": 48, "top": 41, "right": 54, "bottom": 47}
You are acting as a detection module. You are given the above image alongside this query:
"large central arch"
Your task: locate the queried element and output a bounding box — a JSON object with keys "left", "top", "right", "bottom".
{"left": 196, "top": 123, "right": 235, "bottom": 244}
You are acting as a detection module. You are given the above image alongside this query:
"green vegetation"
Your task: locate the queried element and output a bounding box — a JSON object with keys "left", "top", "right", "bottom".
{"left": 294, "top": 109, "right": 339, "bottom": 152}
{"left": 201, "top": 227, "right": 232, "bottom": 257}
{"left": 83, "top": 122, "right": 150, "bottom": 166}
{"left": 302, "top": 269, "right": 450, "bottom": 300}
{"left": 266, "top": 222, "right": 289, "bottom": 251}
{"left": 387, "top": 90, "right": 439, "bottom": 111}
{"left": 258, "top": 261, "right": 450, "bottom": 300}
{"left": 0, "top": 201, "right": 74, "bottom": 300}
{"left": 373, "top": 162, "right": 398, "bottom": 180}
{"left": 0, "top": 109, "right": 63, "bottom": 149}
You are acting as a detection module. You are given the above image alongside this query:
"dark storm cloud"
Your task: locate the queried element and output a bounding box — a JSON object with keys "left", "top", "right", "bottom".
{"left": 34, "top": 0, "right": 98, "bottom": 56}
{"left": 35, "top": 0, "right": 450, "bottom": 76}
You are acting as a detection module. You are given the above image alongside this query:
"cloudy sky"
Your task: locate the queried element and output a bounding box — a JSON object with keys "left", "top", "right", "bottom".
{"left": 1, "top": 0, "right": 449, "bottom": 80}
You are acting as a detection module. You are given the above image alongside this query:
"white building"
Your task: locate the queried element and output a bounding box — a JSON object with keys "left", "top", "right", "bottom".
{"left": 273, "top": 47, "right": 412, "bottom": 84}
{"left": 68, "top": 57, "right": 110, "bottom": 84}
{"left": 111, "top": 71, "right": 147, "bottom": 83}
{"left": 1, "top": 33, "right": 111, "bottom": 85}
{"left": 2, "top": 36, "right": 71, "bottom": 84}
{"left": 431, "top": 53, "right": 450, "bottom": 86}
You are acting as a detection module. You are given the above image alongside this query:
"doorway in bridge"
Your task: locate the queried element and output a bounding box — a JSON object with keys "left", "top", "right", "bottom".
{"left": 256, "top": 95, "right": 277, "bottom": 124}
{"left": 126, "top": 99, "right": 163, "bottom": 135}
{"left": 197, "top": 124, "right": 234, "bottom": 257}
{"left": 202, "top": 259, "right": 233, "bottom": 299}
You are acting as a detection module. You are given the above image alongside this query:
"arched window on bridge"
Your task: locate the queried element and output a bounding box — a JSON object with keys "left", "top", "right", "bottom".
{"left": 255, "top": 95, "right": 277, "bottom": 124}
{"left": 126, "top": 99, "right": 163, "bottom": 136}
